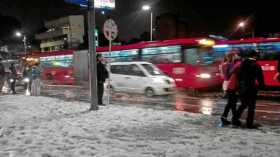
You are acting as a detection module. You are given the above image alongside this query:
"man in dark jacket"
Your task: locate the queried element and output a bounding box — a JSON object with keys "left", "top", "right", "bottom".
{"left": 97, "top": 54, "right": 109, "bottom": 105}
{"left": 232, "top": 50, "right": 265, "bottom": 129}
{"left": 0, "top": 58, "right": 5, "bottom": 93}
{"left": 9, "top": 63, "right": 17, "bottom": 94}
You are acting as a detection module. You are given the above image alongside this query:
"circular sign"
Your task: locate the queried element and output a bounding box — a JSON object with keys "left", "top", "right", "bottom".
{"left": 103, "top": 19, "right": 118, "bottom": 41}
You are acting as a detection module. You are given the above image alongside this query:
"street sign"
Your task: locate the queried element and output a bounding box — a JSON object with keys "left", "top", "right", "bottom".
{"left": 103, "top": 19, "right": 118, "bottom": 105}
{"left": 103, "top": 19, "right": 118, "bottom": 41}
{"left": 65, "top": 0, "right": 115, "bottom": 9}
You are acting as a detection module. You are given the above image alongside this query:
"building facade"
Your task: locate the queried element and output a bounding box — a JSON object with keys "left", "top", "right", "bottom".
{"left": 155, "top": 13, "right": 188, "bottom": 40}
{"left": 36, "top": 15, "right": 84, "bottom": 52}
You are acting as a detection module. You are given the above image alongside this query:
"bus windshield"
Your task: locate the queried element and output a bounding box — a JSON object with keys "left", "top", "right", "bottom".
{"left": 40, "top": 55, "right": 73, "bottom": 68}
{"left": 141, "top": 64, "right": 164, "bottom": 76}
{"left": 183, "top": 47, "right": 217, "bottom": 65}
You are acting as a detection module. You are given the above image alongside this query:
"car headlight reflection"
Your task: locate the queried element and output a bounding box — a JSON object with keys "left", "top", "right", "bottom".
{"left": 153, "top": 78, "right": 165, "bottom": 83}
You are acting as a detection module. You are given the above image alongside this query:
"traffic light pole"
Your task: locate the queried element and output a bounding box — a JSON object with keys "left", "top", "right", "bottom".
{"left": 88, "top": 0, "right": 98, "bottom": 111}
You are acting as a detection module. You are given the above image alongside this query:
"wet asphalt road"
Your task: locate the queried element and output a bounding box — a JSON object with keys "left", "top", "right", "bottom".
{"left": 40, "top": 85, "right": 280, "bottom": 126}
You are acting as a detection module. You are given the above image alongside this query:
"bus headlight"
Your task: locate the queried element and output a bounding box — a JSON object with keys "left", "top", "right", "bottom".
{"left": 196, "top": 73, "right": 211, "bottom": 79}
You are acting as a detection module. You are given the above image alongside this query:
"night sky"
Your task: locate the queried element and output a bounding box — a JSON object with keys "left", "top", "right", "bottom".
{"left": 0, "top": 0, "right": 280, "bottom": 42}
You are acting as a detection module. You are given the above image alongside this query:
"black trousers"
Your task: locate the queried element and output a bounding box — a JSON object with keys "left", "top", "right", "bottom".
{"left": 10, "top": 78, "right": 16, "bottom": 93}
{"left": 234, "top": 90, "right": 257, "bottom": 127}
{"left": 97, "top": 82, "right": 104, "bottom": 105}
{"left": 10, "top": 81, "right": 16, "bottom": 93}
{"left": 222, "top": 90, "right": 237, "bottom": 120}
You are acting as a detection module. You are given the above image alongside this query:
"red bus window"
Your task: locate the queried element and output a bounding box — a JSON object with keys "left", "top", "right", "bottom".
{"left": 184, "top": 48, "right": 217, "bottom": 65}
{"left": 142, "top": 45, "right": 181, "bottom": 64}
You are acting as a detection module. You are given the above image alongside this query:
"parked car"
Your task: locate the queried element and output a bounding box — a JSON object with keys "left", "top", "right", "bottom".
{"left": 108, "top": 62, "right": 175, "bottom": 97}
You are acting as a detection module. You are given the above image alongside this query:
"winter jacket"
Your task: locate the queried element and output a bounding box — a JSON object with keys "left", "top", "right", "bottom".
{"left": 9, "top": 65, "right": 17, "bottom": 78}
{"left": 227, "top": 62, "right": 241, "bottom": 91}
{"left": 238, "top": 58, "right": 265, "bottom": 93}
{"left": 31, "top": 66, "right": 41, "bottom": 79}
{"left": 0, "top": 63, "right": 5, "bottom": 78}
{"left": 222, "top": 62, "right": 235, "bottom": 81}
{"left": 97, "top": 62, "right": 108, "bottom": 83}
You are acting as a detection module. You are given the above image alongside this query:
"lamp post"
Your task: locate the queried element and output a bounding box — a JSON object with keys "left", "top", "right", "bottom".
{"left": 238, "top": 22, "right": 246, "bottom": 29}
{"left": 142, "top": 5, "right": 153, "bottom": 41}
{"left": 237, "top": 21, "right": 255, "bottom": 38}
{"left": 15, "top": 31, "right": 27, "bottom": 55}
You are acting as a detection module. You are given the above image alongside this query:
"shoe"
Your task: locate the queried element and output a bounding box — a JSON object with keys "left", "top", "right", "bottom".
{"left": 98, "top": 104, "right": 106, "bottom": 106}
{"left": 254, "top": 123, "right": 262, "bottom": 127}
{"left": 221, "top": 117, "right": 231, "bottom": 125}
{"left": 247, "top": 125, "right": 259, "bottom": 129}
{"left": 89, "top": 106, "right": 98, "bottom": 111}
{"left": 232, "top": 119, "right": 242, "bottom": 127}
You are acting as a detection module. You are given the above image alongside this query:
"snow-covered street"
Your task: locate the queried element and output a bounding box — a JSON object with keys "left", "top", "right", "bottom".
{"left": 0, "top": 95, "right": 279, "bottom": 157}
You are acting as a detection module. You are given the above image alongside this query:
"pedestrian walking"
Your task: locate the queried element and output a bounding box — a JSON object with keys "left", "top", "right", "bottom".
{"left": 220, "top": 51, "right": 241, "bottom": 125}
{"left": 220, "top": 56, "right": 228, "bottom": 97}
{"left": 9, "top": 63, "right": 17, "bottom": 94}
{"left": 30, "top": 63, "right": 41, "bottom": 96}
{"left": 232, "top": 50, "right": 265, "bottom": 129}
{"left": 0, "top": 58, "right": 5, "bottom": 93}
{"left": 22, "top": 65, "right": 32, "bottom": 95}
{"left": 97, "top": 54, "right": 109, "bottom": 105}
{"left": 221, "top": 52, "right": 236, "bottom": 98}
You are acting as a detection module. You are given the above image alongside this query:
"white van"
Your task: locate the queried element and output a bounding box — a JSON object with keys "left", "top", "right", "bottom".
{"left": 108, "top": 62, "right": 175, "bottom": 97}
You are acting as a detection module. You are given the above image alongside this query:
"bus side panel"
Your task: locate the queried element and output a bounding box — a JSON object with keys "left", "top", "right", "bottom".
{"left": 258, "top": 60, "right": 280, "bottom": 87}
{"left": 42, "top": 67, "right": 75, "bottom": 85}
{"left": 156, "top": 63, "right": 193, "bottom": 88}
{"left": 156, "top": 63, "right": 223, "bottom": 89}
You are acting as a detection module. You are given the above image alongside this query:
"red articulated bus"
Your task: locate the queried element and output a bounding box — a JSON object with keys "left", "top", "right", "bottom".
{"left": 95, "top": 38, "right": 222, "bottom": 90}
{"left": 27, "top": 50, "right": 75, "bottom": 85}
{"left": 29, "top": 38, "right": 224, "bottom": 89}
{"left": 214, "top": 37, "right": 280, "bottom": 87}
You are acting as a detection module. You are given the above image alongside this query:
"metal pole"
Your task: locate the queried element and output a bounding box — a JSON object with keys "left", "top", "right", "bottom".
{"left": 88, "top": 0, "right": 98, "bottom": 110}
{"left": 150, "top": 11, "right": 153, "bottom": 41}
{"left": 23, "top": 36, "right": 27, "bottom": 56}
